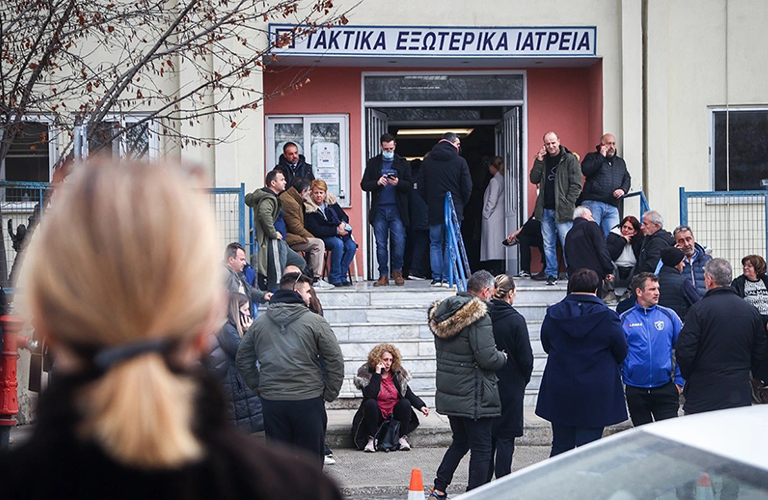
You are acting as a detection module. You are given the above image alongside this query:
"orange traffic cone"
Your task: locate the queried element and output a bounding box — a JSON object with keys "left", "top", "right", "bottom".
{"left": 695, "top": 473, "right": 715, "bottom": 500}
{"left": 408, "top": 468, "right": 425, "bottom": 500}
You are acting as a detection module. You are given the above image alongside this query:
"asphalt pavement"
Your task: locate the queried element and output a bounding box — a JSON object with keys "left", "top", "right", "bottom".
{"left": 324, "top": 444, "right": 552, "bottom": 499}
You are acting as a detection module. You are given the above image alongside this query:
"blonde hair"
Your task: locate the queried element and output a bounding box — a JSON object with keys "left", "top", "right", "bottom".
{"left": 366, "top": 343, "right": 402, "bottom": 374}
{"left": 492, "top": 274, "right": 516, "bottom": 300}
{"left": 311, "top": 179, "right": 328, "bottom": 192}
{"left": 21, "top": 160, "right": 223, "bottom": 469}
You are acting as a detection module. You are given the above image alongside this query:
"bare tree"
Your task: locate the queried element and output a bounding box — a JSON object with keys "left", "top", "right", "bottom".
{"left": 0, "top": 0, "right": 355, "bottom": 285}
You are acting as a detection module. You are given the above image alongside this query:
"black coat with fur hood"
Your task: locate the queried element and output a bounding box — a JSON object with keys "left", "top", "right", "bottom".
{"left": 428, "top": 292, "right": 507, "bottom": 419}
{"left": 0, "top": 370, "right": 342, "bottom": 500}
{"left": 350, "top": 365, "right": 426, "bottom": 449}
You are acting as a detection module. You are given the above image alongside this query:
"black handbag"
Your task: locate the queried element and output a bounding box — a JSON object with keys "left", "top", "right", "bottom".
{"left": 374, "top": 415, "right": 401, "bottom": 452}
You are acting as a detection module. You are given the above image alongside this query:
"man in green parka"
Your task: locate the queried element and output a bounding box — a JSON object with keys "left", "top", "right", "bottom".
{"left": 427, "top": 270, "right": 507, "bottom": 498}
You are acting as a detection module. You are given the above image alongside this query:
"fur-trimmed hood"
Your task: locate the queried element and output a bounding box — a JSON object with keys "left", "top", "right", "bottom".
{"left": 428, "top": 292, "right": 489, "bottom": 340}
{"left": 303, "top": 190, "right": 339, "bottom": 214}
{"left": 353, "top": 364, "right": 411, "bottom": 397}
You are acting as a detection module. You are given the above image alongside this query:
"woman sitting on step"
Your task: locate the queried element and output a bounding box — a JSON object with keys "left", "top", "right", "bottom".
{"left": 352, "top": 343, "right": 429, "bottom": 452}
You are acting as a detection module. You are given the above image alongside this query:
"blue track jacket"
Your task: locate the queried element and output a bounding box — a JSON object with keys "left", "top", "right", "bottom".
{"left": 620, "top": 304, "right": 685, "bottom": 388}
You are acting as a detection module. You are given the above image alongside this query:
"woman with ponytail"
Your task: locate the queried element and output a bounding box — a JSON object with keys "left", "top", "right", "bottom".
{"left": 0, "top": 160, "right": 341, "bottom": 500}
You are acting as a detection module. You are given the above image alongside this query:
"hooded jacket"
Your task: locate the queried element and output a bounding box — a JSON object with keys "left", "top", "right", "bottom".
{"left": 535, "top": 294, "right": 628, "bottom": 427}
{"left": 529, "top": 146, "right": 583, "bottom": 223}
{"left": 619, "top": 303, "right": 684, "bottom": 389}
{"left": 428, "top": 292, "right": 506, "bottom": 419}
{"left": 350, "top": 365, "right": 426, "bottom": 450}
{"left": 417, "top": 140, "right": 473, "bottom": 226}
{"left": 275, "top": 153, "right": 314, "bottom": 188}
{"left": 245, "top": 187, "right": 282, "bottom": 276}
{"left": 303, "top": 191, "right": 351, "bottom": 241}
{"left": 235, "top": 289, "right": 344, "bottom": 402}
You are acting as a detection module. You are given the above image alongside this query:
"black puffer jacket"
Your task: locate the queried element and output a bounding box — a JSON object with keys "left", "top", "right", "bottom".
{"left": 580, "top": 152, "right": 631, "bottom": 206}
{"left": 428, "top": 292, "right": 506, "bottom": 419}
{"left": 275, "top": 153, "right": 314, "bottom": 187}
{"left": 350, "top": 365, "right": 426, "bottom": 449}
{"left": 0, "top": 370, "right": 342, "bottom": 500}
{"left": 209, "top": 322, "right": 264, "bottom": 434}
{"left": 417, "top": 140, "right": 473, "bottom": 225}
{"left": 637, "top": 229, "right": 674, "bottom": 274}
{"left": 490, "top": 300, "right": 533, "bottom": 438}
{"left": 606, "top": 229, "right": 643, "bottom": 262}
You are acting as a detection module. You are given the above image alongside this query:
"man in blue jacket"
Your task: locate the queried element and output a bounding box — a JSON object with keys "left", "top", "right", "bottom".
{"left": 673, "top": 225, "right": 712, "bottom": 297}
{"left": 620, "top": 272, "right": 684, "bottom": 427}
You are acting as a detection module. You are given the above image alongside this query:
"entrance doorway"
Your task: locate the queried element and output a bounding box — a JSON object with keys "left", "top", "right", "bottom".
{"left": 362, "top": 72, "right": 526, "bottom": 280}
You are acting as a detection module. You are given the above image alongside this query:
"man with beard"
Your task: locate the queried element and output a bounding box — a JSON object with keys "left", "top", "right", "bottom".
{"left": 579, "top": 133, "right": 631, "bottom": 237}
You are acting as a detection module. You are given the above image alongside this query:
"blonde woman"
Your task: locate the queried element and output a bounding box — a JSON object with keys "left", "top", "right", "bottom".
{"left": 352, "top": 343, "right": 429, "bottom": 452}
{"left": 0, "top": 161, "right": 341, "bottom": 500}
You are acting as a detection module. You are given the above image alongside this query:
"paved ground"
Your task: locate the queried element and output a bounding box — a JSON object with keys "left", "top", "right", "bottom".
{"left": 325, "top": 445, "right": 552, "bottom": 499}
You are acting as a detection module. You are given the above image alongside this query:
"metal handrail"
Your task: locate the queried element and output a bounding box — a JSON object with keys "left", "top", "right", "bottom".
{"left": 444, "top": 192, "right": 470, "bottom": 292}
{"left": 622, "top": 190, "right": 650, "bottom": 217}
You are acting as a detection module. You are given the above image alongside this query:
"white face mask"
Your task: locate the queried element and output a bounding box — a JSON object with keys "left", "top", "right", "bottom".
{"left": 382, "top": 151, "right": 394, "bottom": 160}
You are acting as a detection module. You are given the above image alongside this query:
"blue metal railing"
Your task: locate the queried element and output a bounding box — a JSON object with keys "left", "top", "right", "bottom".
{"left": 679, "top": 187, "right": 768, "bottom": 267}
{"left": 445, "top": 192, "right": 471, "bottom": 292}
{"left": 622, "top": 190, "right": 650, "bottom": 218}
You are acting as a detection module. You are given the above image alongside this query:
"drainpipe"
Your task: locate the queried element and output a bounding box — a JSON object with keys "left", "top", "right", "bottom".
{"left": 641, "top": 0, "right": 648, "bottom": 195}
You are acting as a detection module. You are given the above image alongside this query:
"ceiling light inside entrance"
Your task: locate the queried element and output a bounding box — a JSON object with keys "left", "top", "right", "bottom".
{"left": 396, "top": 128, "right": 474, "bottom": 139}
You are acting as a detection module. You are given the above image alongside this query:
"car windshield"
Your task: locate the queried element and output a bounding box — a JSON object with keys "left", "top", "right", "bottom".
{"left": 463, "top": 432, "right": 768, "bottom": 500}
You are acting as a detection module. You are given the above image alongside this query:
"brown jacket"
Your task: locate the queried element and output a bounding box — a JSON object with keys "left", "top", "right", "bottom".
{"left": 279, "top": 187, "right": 315, "bottom": 246}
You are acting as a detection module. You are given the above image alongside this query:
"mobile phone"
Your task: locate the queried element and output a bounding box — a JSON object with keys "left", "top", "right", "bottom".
{"left": 386, "top": 174, "right": 397, "bottom": 179}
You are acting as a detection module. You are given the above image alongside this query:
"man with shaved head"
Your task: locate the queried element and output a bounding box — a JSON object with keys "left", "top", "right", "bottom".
{"left": 529, "top": 131, "right": 583, "bottom": 286}
{"left": 580, "top": 133, "right": 631, "bottom": 237}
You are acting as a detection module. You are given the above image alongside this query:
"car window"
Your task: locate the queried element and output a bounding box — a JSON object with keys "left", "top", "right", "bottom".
{"left": 464, "top": 433, "right": 768, "bottom": 500}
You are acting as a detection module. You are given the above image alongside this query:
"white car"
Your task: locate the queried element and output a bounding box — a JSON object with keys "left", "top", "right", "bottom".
{"left": 457, "top": 405, "right": 768, "bottom": 500}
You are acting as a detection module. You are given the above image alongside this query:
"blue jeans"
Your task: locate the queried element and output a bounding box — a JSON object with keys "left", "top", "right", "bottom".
{"left": 372, "top": 206, "right": 405, "bottom": 276}
{"left": 429, "top": 224, "right": 451, "bottom": 281}
{"left": 581, "top": 200, "right": 619, "bottom": 237}
{"left": 541, "top": 208, "right": 572, "bottom": 278}
{"left": 323, "top": 236, "right": 356, "bottom": 284}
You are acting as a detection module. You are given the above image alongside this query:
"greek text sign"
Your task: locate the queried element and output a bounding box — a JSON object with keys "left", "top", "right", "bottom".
{"left": 269, "top": 25, "right": 597, "bottom": 58}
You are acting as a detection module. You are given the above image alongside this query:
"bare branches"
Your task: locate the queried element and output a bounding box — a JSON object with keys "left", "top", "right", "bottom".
{"left": 0, "top": 0, "right": 357, "bottom": 162}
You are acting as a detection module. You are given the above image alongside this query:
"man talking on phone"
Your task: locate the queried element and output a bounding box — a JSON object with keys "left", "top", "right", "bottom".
{"left": 361, "top": 133, "right": 413, "bottom": 287}
{"left": 579, "top": 133, "right": 631, "bottom": 237}
{"left": 529, "top": 131, "right": 583, "bottom": 286}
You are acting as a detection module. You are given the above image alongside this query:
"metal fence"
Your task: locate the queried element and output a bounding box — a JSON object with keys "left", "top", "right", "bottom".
{"left": 0, "top": 181, "right": 250, "bottom": 288}
{"left": 679, "top": 188, "right": 768, "bottom": 267}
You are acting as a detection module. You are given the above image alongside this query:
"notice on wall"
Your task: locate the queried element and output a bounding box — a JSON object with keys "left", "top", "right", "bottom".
{"left": 314, "top": 142, "right": 339, "bottom": 185}
{"left": 270, "top": 25, "right": 597, "bottom": 58}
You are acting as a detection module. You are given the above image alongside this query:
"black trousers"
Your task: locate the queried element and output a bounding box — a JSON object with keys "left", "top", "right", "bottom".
{"left": 434, "top": 416, "right": 493, "bottom": 493}
{"left": 625, "top": 381, "right": 680, "bottom": 427}
{"left": 261, "top": 396, "right": 326, "bottom": 466}
{"left": 361, "top": 398, "right": 412, "bottom": 438}
{"left": 487, "top": 436, "right": 516, "bottom": 481}
{"left": 517, "top": 219, "right": 544, "bottom": 272}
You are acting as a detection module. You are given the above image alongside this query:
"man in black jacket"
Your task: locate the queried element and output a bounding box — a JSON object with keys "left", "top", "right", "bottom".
{"left": 417, "top": 132, "right": 472, "bottom": 287}
{"left": 275, "top": 142, "right": 314, "bottom": 187}
{"left": 657, "top": 246, "right": 699, "bottom": 320}
{"left": 361, "top": 133, "right": 412, "bottom": 287}
{"left": 676, "top": 258, "right": 767, "bottom": 414}
{"left": 564, "top": 206, "right": 614, "bottom": 297}
{"left": 637, "top": 210, "right": 674, "bottom": 274}
{"left": 580, "top": 133, "right": 631, "bottom": 237}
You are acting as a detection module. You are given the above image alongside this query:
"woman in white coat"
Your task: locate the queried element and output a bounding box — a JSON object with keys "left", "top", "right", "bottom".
{"left": 480, "top": 156, "right": 506, "bottom": 275}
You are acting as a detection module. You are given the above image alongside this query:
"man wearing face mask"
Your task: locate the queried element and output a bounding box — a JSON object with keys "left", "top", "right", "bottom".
{"left": 361, "top": 133, "right": 413, "bottom": 287}
{"left": 417, "top": 132, "right": 473, "bottom": 287}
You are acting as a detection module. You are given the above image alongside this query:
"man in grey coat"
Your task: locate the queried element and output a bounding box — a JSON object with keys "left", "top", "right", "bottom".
{"left": 236, "top": 272, "right": 344, "bottom": 466}
{"left": 427, "top": 270, "right": 507, "bottom": 498}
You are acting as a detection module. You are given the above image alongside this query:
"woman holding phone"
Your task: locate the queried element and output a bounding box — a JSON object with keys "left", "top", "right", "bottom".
{"left": 351, "top": 343, "right": 429, "bottom": 452}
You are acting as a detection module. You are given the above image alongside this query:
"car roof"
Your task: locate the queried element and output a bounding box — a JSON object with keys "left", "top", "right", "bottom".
{"left": 639, "top": 404, "right": 768, "bottom": 470}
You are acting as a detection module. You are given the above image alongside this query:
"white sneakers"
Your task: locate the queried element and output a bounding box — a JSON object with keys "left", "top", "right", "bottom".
{"left": 314, "top": 279, "right": 335, "bottom": 290}
{"left": 398, "top": 436, "right": 411, "bottom": 451}
{"left": 364, "top": 437, "right": 376, "bottom": 452}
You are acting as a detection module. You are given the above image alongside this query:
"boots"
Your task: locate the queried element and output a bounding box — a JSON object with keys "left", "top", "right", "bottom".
{"left": 392, "top": 270, "right": 405, "bottom": 286}
{"left": 374, "top": 275, "right": 389, "bottom": 287}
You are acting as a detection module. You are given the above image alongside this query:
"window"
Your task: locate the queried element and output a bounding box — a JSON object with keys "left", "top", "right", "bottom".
{"left": 711, "top": 108, "right": 768, "bottom": 191}
{"left": 79, "top": 116, "right": 159, "bottom": 160}
{"left": 1, "top": 121, "right": 53, "bottom": 183}
{"left": 364, "top": 74, "right": 524, "bottom": 102}
{"left": 266, "top": 115, "right": 350, "bottom": 206}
